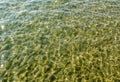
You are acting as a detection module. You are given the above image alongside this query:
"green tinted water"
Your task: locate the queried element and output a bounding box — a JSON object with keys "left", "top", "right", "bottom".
{"left": 0, "top": 0, "right": 120, "bottom": 81}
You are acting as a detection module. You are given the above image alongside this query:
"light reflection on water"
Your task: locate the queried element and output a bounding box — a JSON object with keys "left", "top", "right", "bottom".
{"left": 0, "top": 0, "right": 119, "bottom": 24}
{"left": 0, "top": 0, "right": 119, "bottom": 69}
{"left": 0, "top": 0, "right": 48, "bottom": 24}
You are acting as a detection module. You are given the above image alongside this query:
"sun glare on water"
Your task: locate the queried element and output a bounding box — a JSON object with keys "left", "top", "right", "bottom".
{"left": 1, "top": 25, "right": 5, "bottom": 30}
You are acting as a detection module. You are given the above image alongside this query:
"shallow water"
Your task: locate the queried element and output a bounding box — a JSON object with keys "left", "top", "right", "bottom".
{"left": 0, "top": 0, "right": 119, "bottom": 37}
{"left": 0, "top": 0, "right": 120, "bottom": 81}
{"left": 0, "top": 0, "right": 120, "bottom": 69}
{"left": 0, "top": 0, "right": 47, "bottom": 24}
{"left": 0, "top": 0, "right": 119, "bottom": 25}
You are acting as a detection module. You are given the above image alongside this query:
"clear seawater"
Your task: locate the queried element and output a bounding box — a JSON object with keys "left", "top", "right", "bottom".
{"left": 0, "top": 0, "right": 120, "bottom": 68}
{"left": 0, "top": 0, "right": 119, "bottom": 25}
